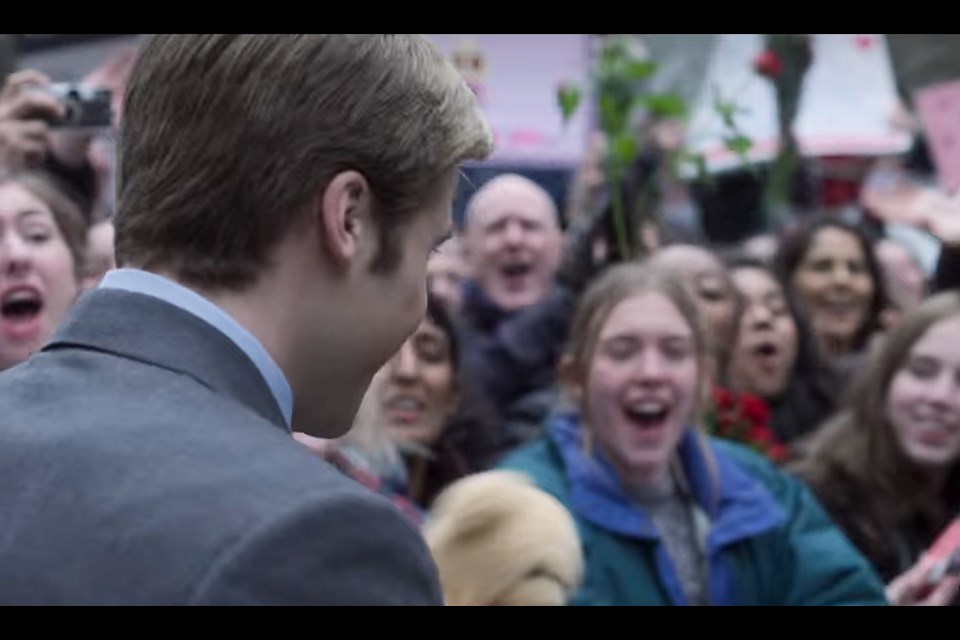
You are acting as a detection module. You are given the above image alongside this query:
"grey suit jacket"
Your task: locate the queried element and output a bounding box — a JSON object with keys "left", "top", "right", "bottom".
{"left": 0, "top": 289, "right": 443, "bottom": 606}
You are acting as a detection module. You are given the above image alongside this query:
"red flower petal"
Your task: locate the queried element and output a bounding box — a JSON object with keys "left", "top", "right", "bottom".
{"left": 753, "top": 50, "right": 784, "bottom": 79}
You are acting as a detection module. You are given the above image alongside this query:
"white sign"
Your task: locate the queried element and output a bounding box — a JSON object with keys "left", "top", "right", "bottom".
{"left": 685, "top": 34, "right": 912, "bottom": 174}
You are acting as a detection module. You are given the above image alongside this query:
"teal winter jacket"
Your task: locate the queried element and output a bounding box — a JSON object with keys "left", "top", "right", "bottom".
{"left": 498, "top": 413, "right": 888, "bottom": 606}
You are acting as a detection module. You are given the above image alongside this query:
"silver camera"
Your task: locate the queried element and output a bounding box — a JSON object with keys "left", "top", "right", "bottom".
{"left": 44, "top": 83, "right": 113, "bottom": 130}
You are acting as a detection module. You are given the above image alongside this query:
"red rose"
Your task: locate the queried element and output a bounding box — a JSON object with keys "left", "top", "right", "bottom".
{"left": 739, "top": 394, "right": 771, "bottom": 426}
{"left": 753, "top": 50, "right": 783, "bottom": 79}
{"left": 713, "top": 386, "right": 737, "bottom": 412}
{"left": 748, "top": 423, "right": 775, "bottom": 445}
{"left": 769, "top": 444, "right": 791, "bottom": 464}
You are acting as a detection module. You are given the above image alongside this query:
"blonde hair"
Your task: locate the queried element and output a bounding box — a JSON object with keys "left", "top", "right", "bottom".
{"left": 425, "top": 471, "right": 583, "bottom": 606}
{"left": 117, "top": 34, "right": 493, "bottom": 289}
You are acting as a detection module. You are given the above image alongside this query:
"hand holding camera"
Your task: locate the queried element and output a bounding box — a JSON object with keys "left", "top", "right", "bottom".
{"left": 0, "top": 70, "right": 66, "bottom": 171}
{"left": 40, "top": 83, "right": 113, "bottom": 131}
{"left": 0, "top": 69, "right": 113, "bottom": 173}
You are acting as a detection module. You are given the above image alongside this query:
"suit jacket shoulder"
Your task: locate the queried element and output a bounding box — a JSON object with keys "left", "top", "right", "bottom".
{"left": 0, "top": 289, "right": 442, "bottom": 605}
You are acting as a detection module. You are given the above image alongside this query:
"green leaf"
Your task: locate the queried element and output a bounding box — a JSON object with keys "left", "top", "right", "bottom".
{"left": 556, "top": 83, "right": 582, "bottom": 125}
{"left": 715, "top": 99, "right": 738, "bottom": 129}
{"left": 690, "top": 153, "right": 709, "bottom": 183}
{"left": 711, "top": 83, "right": 751, "bottom": 129}
{"left": 599, "top": 45, "right": 628, "bottom": 77}
{"left": 601, "top": 38, "right": 630, "bottom": 65}
{"left": 609, "top": 133, "right": 638, "bottom": 166}
{"left": 679, "top": 150, "right": 712, "bottom": 185}
{"left": 640, "top": 93, "right": 687, "bottom": 119}
{"left": 625, "top": 60, "right": 658, "bottom": 81}
{"left": 599, "top": 93, "right": 628, "bottom": 137}
{"left": 724, "top": 134, "right": 753, "bottom": 159}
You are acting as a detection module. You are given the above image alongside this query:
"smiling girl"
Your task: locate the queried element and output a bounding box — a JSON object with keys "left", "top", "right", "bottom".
{"left": 499, "top": 263, "right": 886, "bottom": 606}
{"left": 796, "top": 292, "right": 960, "bottom": 605}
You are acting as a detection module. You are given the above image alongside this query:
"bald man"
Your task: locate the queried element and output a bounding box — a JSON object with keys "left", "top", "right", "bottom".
{"left": 462, "top": 174, "right": 564, "bottom": 314}
{"left": 454, "top": 174, "right": 572, "bottom": 452}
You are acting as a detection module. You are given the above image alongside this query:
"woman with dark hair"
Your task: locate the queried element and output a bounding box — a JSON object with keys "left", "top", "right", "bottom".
{"left": 381, "top": 296, "right": 506, "bottom": 507}
{"left": 773, "top": 214, "right": 888, "bottom": 376}
{"left": 725, "top": 256, "right": 839, "bottom": 446}
{"left": 794, "top": 292, "right": 960, "bottom": 605}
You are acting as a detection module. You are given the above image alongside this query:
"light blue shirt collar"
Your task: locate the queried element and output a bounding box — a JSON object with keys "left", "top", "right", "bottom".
{"left": 99, "top": 269, "right": 294, "bottom": 428}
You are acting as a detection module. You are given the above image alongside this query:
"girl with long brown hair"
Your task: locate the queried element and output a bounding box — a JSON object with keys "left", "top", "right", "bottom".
{"left": 796, "top": 292, "right": 960, "bottom": 605}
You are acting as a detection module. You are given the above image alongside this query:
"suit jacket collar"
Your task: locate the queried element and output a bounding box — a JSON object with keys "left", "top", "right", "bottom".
{"left": 43, "top": 288, "right": 288, "bottom": 430}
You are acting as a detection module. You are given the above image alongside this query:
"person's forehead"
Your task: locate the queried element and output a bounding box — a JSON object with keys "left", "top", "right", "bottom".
{"left": 733, "top": 266, "right": 776, "bottom": 289}
{"left": 912, "top": 316, "right": 960, "bottom": 356}
{"left": 653, "top": 246, "right": 723, "bottom": 276}
{"left": 602, "top": 292, "right": 693, "bottom": 336}
{"left": 469, "top": 180, "right": 556, "bottom": 228}
{"left": 734, "top": 270, "right": 782, "bottom": 302}
{"left": 809, "top": 227, "right": 861, "bottom": 253}
{"left": 0, "top": 183, "right": 51, "bottom": 218}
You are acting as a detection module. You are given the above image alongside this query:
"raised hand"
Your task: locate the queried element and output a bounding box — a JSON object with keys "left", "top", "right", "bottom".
{"left": 0, "top": 70, "right": 64, "bottom": 171}
{"left": 863, "top": 180, "right": 960, "bottom": 248}
{"left": 886, "top": 555, "right": 960, "bottom": 606}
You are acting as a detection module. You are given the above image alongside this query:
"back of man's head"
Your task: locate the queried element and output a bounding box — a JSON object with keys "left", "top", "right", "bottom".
{"left": 115, "top": 34, "right": 492, "bottom": 291}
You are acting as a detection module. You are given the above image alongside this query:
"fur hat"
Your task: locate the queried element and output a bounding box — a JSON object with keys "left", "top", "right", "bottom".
{"left": 424, "top": 471, "right": 583, "bottom": 606}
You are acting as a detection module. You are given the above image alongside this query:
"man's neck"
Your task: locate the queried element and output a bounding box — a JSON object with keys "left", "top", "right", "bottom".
{"left": 194, "top": 272, "right": 366, "bottom": 438}
{"left": 152, "top": 268, "right": 312, "bottom": 417}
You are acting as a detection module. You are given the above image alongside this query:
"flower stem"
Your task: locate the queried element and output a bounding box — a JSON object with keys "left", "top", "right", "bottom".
{"left": 609, "top": 164, "right": 632, "bottom": 261}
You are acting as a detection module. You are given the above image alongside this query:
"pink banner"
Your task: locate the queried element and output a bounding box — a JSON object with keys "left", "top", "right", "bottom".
{"left": 916, "top": 80, "right": 960, "bottom": 193}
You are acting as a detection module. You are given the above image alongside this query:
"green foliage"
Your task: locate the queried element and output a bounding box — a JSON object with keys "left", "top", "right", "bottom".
{"left": 557, "top": 35, "right": 757, "bottom": 254}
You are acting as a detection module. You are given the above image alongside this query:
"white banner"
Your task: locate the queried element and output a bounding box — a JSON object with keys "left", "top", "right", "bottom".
{"left": 685, "top": 34, "right": 912, "bottom": 174}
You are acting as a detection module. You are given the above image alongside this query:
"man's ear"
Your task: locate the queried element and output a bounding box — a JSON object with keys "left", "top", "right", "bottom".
{"left": 317, "top": 170, "right": 373, "bottom": 269}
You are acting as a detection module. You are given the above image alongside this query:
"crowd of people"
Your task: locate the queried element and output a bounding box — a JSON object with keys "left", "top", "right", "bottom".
{"left": 0, "top": 34, "right": 958, "bottom": 606}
